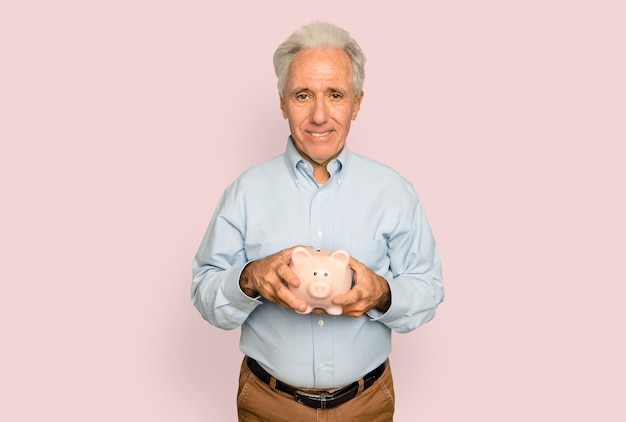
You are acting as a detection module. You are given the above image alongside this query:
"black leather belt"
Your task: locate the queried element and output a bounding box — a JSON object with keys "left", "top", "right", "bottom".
{"left": 245, "top": 356, "right": 387, "bottom": 409}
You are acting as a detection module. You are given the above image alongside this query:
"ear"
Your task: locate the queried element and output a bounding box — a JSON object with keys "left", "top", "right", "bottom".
{"left": 329, "top": 249, "right": 350, "bottom": 267}
{"left": 291, "top": 246, "right": 312, "bottom": 264}
{"left": 351, "top": 91, "right": 364, "bottom": 120}
{"left": 280, "top": 97, "right": 288, "bottom": 119}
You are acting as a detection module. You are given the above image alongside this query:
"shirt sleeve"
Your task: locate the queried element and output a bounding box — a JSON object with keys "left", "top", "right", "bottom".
{"left": 190, "top": 188, "right": 263, "bottom": 330}
{"left": 366, "top": 198, "right": 444, "bottom": 333}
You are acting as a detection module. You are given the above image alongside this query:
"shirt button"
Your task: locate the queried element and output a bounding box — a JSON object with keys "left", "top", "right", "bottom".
{"left": 317, "top": 230, "right": 323, "bottom": 237}
{"left": 319, "top": 363, "right": 326, "bottom": 371}
{"left": 318, "top": 319, "right": 324, "bottom": 326}
{"left": 317, "top": 192, "right": 323, "bottom": 199}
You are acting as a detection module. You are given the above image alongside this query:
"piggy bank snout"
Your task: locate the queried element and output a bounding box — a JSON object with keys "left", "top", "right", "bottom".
{"left": 307, "top": 271, "right": 331, "bottom": 298}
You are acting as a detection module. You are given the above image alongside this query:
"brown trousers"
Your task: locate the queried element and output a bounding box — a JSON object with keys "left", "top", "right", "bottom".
{"left": 237, "top": 358, "right": 395, "bottom": 422}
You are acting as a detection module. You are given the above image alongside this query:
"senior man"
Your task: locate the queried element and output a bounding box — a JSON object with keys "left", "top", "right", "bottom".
{"left": 192, "top": 21, "right": 444, "bottom": 421}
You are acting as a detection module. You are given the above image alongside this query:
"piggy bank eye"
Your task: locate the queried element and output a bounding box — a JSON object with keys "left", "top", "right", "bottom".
{"left": 324, "top": 272, "right": 329, "bottom": 277}
{"left": 313, "top": 272, "right": 318, "bottom": 276}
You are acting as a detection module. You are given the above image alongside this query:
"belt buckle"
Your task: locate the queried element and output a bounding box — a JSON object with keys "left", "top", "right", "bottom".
{"left": 294, "top": 390, "right": 332, "bottom": 409}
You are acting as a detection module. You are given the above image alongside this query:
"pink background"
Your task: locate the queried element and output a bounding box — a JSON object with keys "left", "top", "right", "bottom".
{"left": 2, "top": 1, "right": 625, "bottom": 420}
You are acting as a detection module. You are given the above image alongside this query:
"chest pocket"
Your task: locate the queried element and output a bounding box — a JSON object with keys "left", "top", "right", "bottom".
{"left": 350, "top": 238, "right": 389, "bottom": 275}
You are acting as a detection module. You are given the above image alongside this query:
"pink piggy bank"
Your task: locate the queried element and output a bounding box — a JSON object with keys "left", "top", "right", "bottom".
{"left": 289, "top": 246, "right": 352, "bottom": 315}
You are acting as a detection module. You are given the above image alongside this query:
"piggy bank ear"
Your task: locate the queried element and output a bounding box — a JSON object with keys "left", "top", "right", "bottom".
{"left": 329, "top": 249, "right": 350, "bottom": 267}
{"left": 291, "top": 246, "right": 312, "bottom": 265}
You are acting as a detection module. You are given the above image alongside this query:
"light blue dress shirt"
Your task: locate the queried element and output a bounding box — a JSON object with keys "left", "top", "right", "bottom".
{"left": 192, "top": 137, "right": 444, "bottom": 388}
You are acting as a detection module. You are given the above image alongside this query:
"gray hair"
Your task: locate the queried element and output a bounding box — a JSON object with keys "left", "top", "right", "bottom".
{"left": 273, "top": 21, "right": 366, "bottom": 98}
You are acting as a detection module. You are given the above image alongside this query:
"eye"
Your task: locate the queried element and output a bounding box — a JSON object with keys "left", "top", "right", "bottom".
{"left": 296, "top": 93, "right": 309, "bottom": 101}
{"left": 331, "top": 92, "right": 343, "bottom": 100}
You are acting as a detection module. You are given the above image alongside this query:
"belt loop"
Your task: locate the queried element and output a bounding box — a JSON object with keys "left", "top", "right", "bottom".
{"left": 269, "top": 376, "right": 277, "bottom": 391}
{"left": 356, "top": 377, "right": 365, "bottom": 395}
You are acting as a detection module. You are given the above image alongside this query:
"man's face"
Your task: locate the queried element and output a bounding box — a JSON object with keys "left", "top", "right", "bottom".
{"left": 280, "top": 48, "right": 363, "bottom": 166}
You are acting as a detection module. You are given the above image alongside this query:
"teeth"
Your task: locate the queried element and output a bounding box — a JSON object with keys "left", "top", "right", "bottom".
{"left": 310, "top": 131, "right": 331, "bottom": 137}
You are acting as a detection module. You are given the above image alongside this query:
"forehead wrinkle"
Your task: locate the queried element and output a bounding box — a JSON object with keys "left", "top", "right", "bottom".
{"left": 288, "top": 85, "right": 349, "bottom": 95}
{"left": 287, "top": 73, "right": 352, "bottom": 97}
{"left": 287, "top": 48, "right": 353, "bottom": 94}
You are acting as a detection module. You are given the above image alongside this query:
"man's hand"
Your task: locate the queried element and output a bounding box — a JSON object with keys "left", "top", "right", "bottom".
{"left": 331, "top": 256, "right": 391, "bottom": 317}
{"left": 239, "top": 246, "right": 308, "bottom": 313}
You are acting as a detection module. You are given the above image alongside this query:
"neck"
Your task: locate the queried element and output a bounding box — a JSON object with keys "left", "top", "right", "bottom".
{"left": 312, "top": 165, "right": 330, "bottom": 184}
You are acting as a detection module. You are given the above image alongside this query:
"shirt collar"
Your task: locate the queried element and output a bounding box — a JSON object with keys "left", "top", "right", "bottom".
{"left": 284, "top": 135, "right": 349, "bottom": 188}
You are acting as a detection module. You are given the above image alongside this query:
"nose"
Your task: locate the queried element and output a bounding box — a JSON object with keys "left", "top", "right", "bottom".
{"left": 310, "top": 98, "right": 329, "bottom": 124}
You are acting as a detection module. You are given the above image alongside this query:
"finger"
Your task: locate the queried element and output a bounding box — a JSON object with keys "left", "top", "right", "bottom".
{"left": 260, "top": 270, "right": 306, "bottom": 312}
{"left": 332, "top": 288, "right": 360, "bottom": 306}
{"left": 331, "top": 293, "right": 346, "bottom": 306}
{"left": 275, "top": 284, "right": 307, "bottom": 313}
{"left": 348, "top": 255, "right": 363, "bottom": 271}
{"left": 275, "top": 262, "right": 300, "bottom": 288}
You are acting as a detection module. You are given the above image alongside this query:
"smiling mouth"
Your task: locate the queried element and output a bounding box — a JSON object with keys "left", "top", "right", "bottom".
{"left": 308, "top": 131, "right": 332, "bottom": 138}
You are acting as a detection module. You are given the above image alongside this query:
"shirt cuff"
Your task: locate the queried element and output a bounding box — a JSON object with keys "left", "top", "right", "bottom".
{"left": 223, "top": 262, "right": 263, "bottom": 310}
{"left": 366, "top": 278, "right": 406, "bottom": 323}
